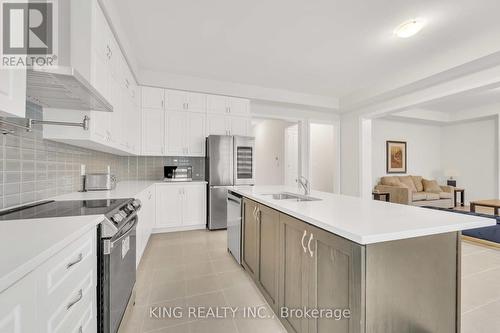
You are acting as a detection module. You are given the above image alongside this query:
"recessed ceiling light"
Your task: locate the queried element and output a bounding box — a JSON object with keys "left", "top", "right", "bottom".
{"left": 394, "top": 18, "right": 426, "bottom": 38}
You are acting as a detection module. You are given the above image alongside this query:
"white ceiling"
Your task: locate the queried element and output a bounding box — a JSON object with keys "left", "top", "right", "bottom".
{"left": 113, "top": 0, "right": 500, "bottom": 99}
{"left": 419, "top": 87, "right": 500, "bottom": 113}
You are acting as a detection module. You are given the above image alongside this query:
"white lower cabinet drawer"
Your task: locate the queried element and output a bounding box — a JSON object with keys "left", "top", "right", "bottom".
{"left": 36, "top": 229, "right": 97, "bottom": 333}
{"left": 45, "top": 270, "right": 95, "bottom": 333}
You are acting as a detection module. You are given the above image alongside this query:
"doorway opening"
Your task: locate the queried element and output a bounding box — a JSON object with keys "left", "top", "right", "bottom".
{"left": 252, "top": 118, "right": 300, "bottom": 186}
{"left": 309, "top": 122, "right": 336, "bottom": 193}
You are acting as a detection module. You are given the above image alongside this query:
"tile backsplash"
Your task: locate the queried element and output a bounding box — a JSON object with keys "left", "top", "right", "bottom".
{"left": 0, "top": 103, "right": 205, "bottom": 209}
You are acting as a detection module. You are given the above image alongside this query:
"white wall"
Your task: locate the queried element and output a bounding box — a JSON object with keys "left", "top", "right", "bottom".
{"left": 371, "top": 119, "right": 443, "bottom": 186}
{"left": 442, "top": 118, "right": 497, "bottom": 202}
{"left": 253, "top": 119, "right": 297, "bottom": 186}
{"left": 340, "top": 113, "right": 361, "bottom": 196}
{"left": 310, "top": 123, "right": 336, "bottom": 192}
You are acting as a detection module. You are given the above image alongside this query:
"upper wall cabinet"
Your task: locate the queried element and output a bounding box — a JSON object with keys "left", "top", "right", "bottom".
{"left": 142, "top": 87, "right": 165, "bottom": 110}
{"left": 165, "top": 89, "right": 207, "bottom": 113}
{"left": 43, "top": 0, "right": 140, "bottom": 156}
{"left": 0, "top": 68, "right": 27, "bottom": 118}
{"left": 207, "top": 95, "right": 250, "bottom": 116}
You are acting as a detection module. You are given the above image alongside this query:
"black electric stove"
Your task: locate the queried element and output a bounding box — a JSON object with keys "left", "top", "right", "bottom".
{"left": 0, "top": 199, "right": 130, "bottom": 221}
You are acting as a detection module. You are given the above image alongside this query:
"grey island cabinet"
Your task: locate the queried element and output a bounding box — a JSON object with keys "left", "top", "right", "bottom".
{"left": 240, "top": 197, "right": 461, "bottom": 333}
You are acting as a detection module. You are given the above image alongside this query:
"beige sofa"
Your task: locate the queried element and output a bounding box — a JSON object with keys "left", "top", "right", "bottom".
{"left": 374, "top": 175, "right": 454, "bottom": 208}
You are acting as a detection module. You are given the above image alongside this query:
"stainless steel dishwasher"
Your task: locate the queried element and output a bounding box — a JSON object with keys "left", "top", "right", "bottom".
{"left": 227, "top": 191, "right": 242, "bottom": 264}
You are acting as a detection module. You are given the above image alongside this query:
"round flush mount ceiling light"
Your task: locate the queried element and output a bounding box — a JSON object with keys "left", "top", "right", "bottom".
{"left": 394, "top": 18, "right": 426, "bottom": 38}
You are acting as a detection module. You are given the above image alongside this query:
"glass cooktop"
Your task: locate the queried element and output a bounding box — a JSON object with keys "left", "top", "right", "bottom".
{"left": 0, "top": 199, "right": 130, "bottom": 221}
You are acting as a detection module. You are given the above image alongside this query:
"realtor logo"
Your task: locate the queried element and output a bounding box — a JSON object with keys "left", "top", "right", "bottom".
{"left": 1, "top": 0, "right": 57, "bottom": 67}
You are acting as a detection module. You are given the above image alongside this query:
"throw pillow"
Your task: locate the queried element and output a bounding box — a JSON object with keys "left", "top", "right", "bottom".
{"left": 380, "top": 176, "right": 401, "bottom": 186}
{"left": 411, "top": 176, "right": 424, "bottom": 192}
{"left": 398, "top": 176, "right": 417, "bottom": 192}
{"left": 422, "top": 179, "right": 442, "bottom": 193}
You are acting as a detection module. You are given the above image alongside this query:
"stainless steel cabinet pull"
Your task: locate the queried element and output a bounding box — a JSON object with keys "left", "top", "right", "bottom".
{"left": 301, "top": 230, "right": 307, "bottom": 253}
{"left": 66, "top": 253, "right": 83, "bottom": 269}
{"left": 78, "top": 325, "right": 83, "bottom": 333}
{"left": 67, "top": 289, "right": 83, "bottom": 310}
{"left": 252, "top": 206, "right": 257, "bottom": 220}
{"left": 307, "top": 233, "right": 314, "bottom": 257}
{"left": 257, "top": 208, "right": 261, "bottom": 222}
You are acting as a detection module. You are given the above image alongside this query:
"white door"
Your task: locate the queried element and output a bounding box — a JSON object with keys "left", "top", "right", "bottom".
{"left": 165, "top": 89, "right": 187, "bottom": 111}
{"left": 186, "top": 92, "right": 207, "bottom": 112}
{"left": 230, "top": 117, "right": 250, "bottom": 136}
{"left": 228, "top": 97, "right": 249, "bottom": 115}
{"left": 186, "top": 113, "right": 206, "bottom": 156}
{"left": 142, "top": 87, "right": 164, "bottom": 109}
{"left": 0, "top": 68, "right": 26, "bottom": 118}
{"left": 182, "top": 185, "right": 205, "bottom": 226}
{"left": 207, "top": 95, "right": 228, "bottom": 114}
{"left": 165, "top": 111, "right": 187, "bottom": 155}
{"left": 0, "top": 273, "right": 37, "bottom": 333}
{"left": 207, "top": 114, "right": 229, "bottom": 135}
{"left": 156, "top": 185, "right": 183, "bottom": 228}
{"left": 284, "top": 124, "right": 299, "bottom": 186}
{"left": 141, "top": 108, "right": 165, "bottom": 155}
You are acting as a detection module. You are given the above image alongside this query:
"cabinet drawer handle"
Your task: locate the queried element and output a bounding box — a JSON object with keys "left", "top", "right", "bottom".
{"left": 78, "top": 325, "right": 83, "bottom": 333}
{"left": 67, "top": 289, "right": 83, "bottom": 310}
{"left": 66, "top": 253, "right": 83, "bottom": 269}
{"left": 257, "top": 208, "right": 261, "bottom": 223}
{"left": 301, "top": 230, "right": 307, "bottom": 253}
{"left": 307, "top": 233, "right": 314, "bottom": 257}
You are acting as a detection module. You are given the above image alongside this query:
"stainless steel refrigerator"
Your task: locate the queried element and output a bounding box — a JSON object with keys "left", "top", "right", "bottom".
{"left": 206, "top": 135, "right": 255, "bottom": 230}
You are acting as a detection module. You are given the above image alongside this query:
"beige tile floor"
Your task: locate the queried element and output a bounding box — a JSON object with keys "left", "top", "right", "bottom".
{"left": 119, "top": 230, "right": 500, "bottom": 333}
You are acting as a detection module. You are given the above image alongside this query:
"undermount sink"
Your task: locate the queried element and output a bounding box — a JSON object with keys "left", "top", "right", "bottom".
{"left": 263, "top": 192, "right": 321, "bottom": 202}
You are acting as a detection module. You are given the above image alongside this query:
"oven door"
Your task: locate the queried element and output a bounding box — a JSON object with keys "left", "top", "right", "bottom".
{"left": 233, "top": 136, "right": 255, "bottom": 185}
{"left": 100, "top": 216, "right": 137, "bottom": 333}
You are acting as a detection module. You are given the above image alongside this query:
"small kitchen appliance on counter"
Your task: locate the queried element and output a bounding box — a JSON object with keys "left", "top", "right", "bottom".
{"left": 163, "top": 165, "right": 193, "bottom": 182}
{"left": 84, "top": 173, "right": 117, "bottom": 191}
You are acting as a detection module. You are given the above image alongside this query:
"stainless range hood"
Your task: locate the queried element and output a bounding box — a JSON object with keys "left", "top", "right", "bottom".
{"left": 26, "top": 67, "right": 113, "bottom": 112}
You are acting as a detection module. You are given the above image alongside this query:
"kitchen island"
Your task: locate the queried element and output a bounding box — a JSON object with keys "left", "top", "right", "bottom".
{"left": 228, "top": 185, "right": 494, "bottom": 333}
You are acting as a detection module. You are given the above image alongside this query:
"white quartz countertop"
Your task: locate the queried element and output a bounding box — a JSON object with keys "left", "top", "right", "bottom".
{"left": 52, "top": 180, "right": 207, "bottom": 201}
{"left": 0, "top": 215, "right": 102, "bottom": 293}
{"left": 229, "top": 185, "right": 496, "bottom": 245}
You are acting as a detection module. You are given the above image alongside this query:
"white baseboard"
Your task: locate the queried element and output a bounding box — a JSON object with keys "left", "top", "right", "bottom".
{"left": 152, "top": 224, "right": 206, "bottom": 233}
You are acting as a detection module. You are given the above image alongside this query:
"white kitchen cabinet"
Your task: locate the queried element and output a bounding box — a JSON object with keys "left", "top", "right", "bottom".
{"left": 207, "top": 114, "right": 251, "bottom": 136}
{"left": 165, "top": 89, "right": 186, "bottom": 111}
{"left": 0, "top": 229, "right": 97, "bottom": 333}
{"left": 165, "top": 111, "right": 186, "bottom": 155}
{"left": 142, "top": 107, "right": 165, "bottom": 155}
{"left": 136, "top": 185, "right": 156, "bottom": 267}
{"left": 156, "top": 184, "right": 183, "bottom": 228}
{"left": 186, "top": 112, "right": 206, "bottom": 156}
{"left": 43, "top": 0, "right": 140, "bottom": 156}
{"left": 0, "top": 273, "right": 37, "bottom": 333}
{"left": 207, "top": 95, "right": 250, "bottom": 116}
{"left": 165, "top": 111, "right": 206, "bottom": 156}
{"left": 143, "top": 87, "right": 165, "bottom": 110}
{"left": 155, "top": 183, "right": 206, "bottom": 231}
{"left": 228, "top": 97, "right": 250, "bottom": 115}
{"left": 207, "top": 95, "right": 228, "bottom": 114}
{"left": 165, "top": 89, "right": 207, "bottom": 113}
{"left": 230, "top": 116, "right": 251, "bottom": 136}
{"left": 207, "top": 114, "right": 229, "bottom": 135}
{"left": 0, "top": 68, "right": 27, "bottom": 118}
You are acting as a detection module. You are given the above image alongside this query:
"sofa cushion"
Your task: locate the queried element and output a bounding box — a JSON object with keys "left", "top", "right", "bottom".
{"left": 380, "top": 176, "right": 401, "bottom": 186}
{"left": 422, "top": 179, "right": 441, "bottom": 193}
{"left": 439, "top": 192, "right": 453, "bottom": 199}
{"left": 412, "top": 192, "right": 427, "bottom": 201}
{"left": 399, "top": 176, "right": 417, "bottom": 192}
{"left": 411, "top": 176, "right": 424, "bottom": 192}
{"left": 426, "top": 192, "right": 440, "bottom": 200}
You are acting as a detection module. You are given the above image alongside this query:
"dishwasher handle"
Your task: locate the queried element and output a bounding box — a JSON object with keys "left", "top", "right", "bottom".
{"left": 227, "top": 192, "right": 242, "bottom": 204}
